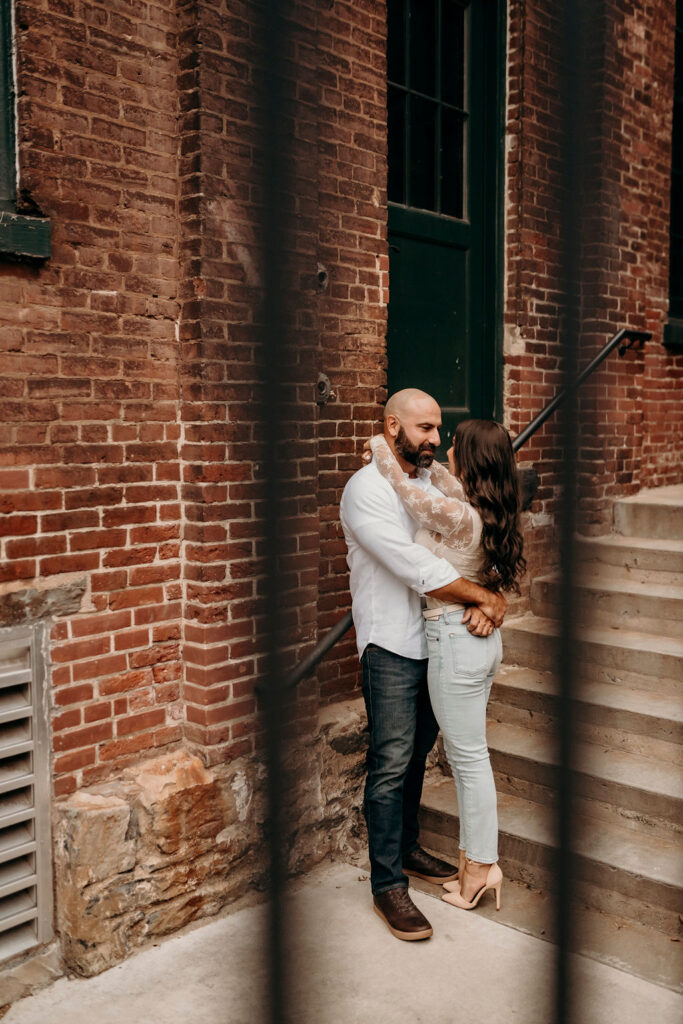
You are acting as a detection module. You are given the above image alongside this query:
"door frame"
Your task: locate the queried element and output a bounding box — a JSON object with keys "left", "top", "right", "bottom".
{"left": 483, "top": 0, "right": 507, "bottom": 423}
{"left": 385, "top": 0, "right": 507, "bottom": 425}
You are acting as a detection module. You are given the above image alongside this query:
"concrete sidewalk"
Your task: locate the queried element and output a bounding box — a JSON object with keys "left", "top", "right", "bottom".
{"left": 4, "top": 861, "right": 681, "bottom": 1024}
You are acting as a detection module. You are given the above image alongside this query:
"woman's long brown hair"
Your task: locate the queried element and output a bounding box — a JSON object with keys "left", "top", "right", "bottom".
{"left": 453, "top": 419, "right": 526, "bottom": 594}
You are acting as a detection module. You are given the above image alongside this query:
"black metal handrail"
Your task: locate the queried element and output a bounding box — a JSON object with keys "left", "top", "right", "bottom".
{"left": 275, "top": 326, "right": 650, "bottom": 692}
{"left": 511, "top": 327, "right": 649, "bottom": 451}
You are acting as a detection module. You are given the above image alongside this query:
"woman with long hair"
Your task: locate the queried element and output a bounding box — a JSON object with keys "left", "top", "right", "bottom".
{"left": 367, "top": 419, "right": 526, "bottom": 911}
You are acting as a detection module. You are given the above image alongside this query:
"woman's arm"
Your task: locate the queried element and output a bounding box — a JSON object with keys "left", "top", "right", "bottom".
{"left": 369, "top": 435, "right": 476, "bottom": 546}
{"left": 429, "top": 457, "right": 467, "bottom": 500}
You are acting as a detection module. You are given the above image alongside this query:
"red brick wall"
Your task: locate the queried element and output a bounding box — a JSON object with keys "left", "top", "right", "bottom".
{"left": 316, "top": 0, "right": 388, "bottom": 702}
{"left": 1, "top": 0, "right": 681, "bottom": 782}
{"left": 626, "top": 1, "right": 683, "bottom": 489}
{"left": 504, "top": 0, "right": 682, "bottom": 585}
{"left": 173, "top": 0, "right": 389, "bottom": 720}
{"left": 573, "top": 0, "right": 682, "bottom": 523}
{"left": 0, "top": 0, "right": 389, "bottom": 784}
{"left": 176, "top": 0, "right": 324, "bottom": 761}
{"left": 2, "top": 0, "right": 183, "bottom": 796}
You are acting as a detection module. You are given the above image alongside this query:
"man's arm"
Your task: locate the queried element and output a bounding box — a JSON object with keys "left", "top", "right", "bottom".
{"left": 426, "top": 578, "right": 507, "bottom": 628}
{"left": 341, "top": 472, "right": 461, "bottom": 595}
{"left": 341, "top": 471, "right": 505, "bottom": 636}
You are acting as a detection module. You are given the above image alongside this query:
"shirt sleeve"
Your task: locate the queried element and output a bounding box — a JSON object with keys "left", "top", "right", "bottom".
{"left": 368, "top": 436, "right": 477, "bottom": 548}
{"left": 341, "top": 470, "right": 459, "bottom": 594}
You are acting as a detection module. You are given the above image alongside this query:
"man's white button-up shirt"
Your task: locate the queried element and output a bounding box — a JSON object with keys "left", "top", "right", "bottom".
{"left": 340, "top": 459, "right": 459, "bottom": 660}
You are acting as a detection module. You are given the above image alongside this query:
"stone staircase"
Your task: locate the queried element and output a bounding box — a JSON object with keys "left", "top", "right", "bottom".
{"left": 419, "top": 484, "right": 683, "bottom": 987}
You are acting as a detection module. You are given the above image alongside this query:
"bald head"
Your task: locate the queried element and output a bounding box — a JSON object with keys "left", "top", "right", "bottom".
{"left": 383, "top": 389, "right": 442, "bottom": 474}
{"left": 384, "top": 388, "right": 438, "bottom": 422}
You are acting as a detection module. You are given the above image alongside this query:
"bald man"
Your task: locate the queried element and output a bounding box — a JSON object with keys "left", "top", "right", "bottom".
{"left": 340, "top": 389, "right": 506, "bottom": 941}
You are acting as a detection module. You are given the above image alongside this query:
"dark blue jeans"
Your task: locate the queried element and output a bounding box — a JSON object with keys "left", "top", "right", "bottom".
{"left": 360, "top": 643, "right": 439, "bottom": 895}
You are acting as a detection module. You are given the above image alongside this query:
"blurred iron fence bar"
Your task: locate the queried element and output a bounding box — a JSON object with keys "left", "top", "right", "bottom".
{"left": 555, "top": 1, "right": 596, "bottom": 1020}
{"left": 257, "top": 2, "right": 293, "bottom": 1023}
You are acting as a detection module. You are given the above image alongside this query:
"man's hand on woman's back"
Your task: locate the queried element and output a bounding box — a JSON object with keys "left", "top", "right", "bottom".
{"left": 476, "top": 590, "right": 506, "bottom": 628}
{"left": 426, "top": 578, "right": 507, "bottom": 631}
{"left": 462, "top": 605, "right": 495, "bottom": 636}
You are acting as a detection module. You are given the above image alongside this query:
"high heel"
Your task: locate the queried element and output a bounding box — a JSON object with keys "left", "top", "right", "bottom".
{"left": 441, "top": 862, "right": 503, "bottom": 911}
{"left": 441, "top": 855, "right": 466, "bottom": 892}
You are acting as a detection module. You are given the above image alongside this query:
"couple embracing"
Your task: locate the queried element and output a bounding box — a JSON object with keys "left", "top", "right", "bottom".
{"left": 340, "top": 389, "right": 526, "bottom": 941}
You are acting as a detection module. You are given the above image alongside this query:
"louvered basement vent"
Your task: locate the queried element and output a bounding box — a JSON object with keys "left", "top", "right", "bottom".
{"left": 0, "top": 626, "right": 53, "bottom": 964}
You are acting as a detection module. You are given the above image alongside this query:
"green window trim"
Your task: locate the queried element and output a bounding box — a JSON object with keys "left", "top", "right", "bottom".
{"left": 0, "top": 1, "right": 50, "bottom": 260}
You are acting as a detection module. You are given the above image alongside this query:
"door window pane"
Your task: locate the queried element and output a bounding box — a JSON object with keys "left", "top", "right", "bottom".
{"left": 410, "top": 96, "right": 437, "bottom": 211}
{"left": 387, "top": 0, "right": 468, "bottom": 219}
{"left": 441, "top": 108, "right": 465, "bottom": 219}
{"left": 387, "top": 0, "right": 406, "bottom": 86}
{"left": 442, "top": 0, "right": 466, "bottom": 108}
{"left": 388, "top": 87, "right": 406, "bottom": 204}
{"left": 409, "top": 0, "right": 437, "bottom": 97}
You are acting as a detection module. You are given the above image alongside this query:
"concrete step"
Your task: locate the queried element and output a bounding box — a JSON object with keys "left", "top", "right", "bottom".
{"left": 489, "top": 665, "right": 683, "bottom": 763}
{"left": 575, "top": 533, "right": 683, "bottom": 576}
{"left": 614, "top": 485, "right": 683, "bottom": 540}
{"left": 419, "top": 777, "right": 683, "bottom": 935}
{"left": 485, "top": 719, "right": 683, "bottom": 834}
{"left": 530, "top": 573, "right": 683, "bottom": 639}
{"left": 410, "top": 860, "right": 683, "bottom": 993}
{"left": 501, "top": 614, "right": 683, "bottom": 695}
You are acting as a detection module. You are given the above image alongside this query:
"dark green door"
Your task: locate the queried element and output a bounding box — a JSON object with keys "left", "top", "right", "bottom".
{"left": 387, "top": 0, "right": 504, "bottom": 445}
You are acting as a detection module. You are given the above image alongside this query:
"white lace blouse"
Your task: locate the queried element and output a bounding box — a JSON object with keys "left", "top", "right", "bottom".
{"left": 369, "top": 436, "right": 485, "bottom": 608}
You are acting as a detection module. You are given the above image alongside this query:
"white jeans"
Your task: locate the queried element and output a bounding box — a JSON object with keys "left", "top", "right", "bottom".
{"left": 425, "top": 609, "right": 503, "bottom": 863}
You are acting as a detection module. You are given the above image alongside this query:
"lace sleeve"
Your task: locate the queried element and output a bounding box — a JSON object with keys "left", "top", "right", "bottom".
{"left": 429, "top": 458, "right": 467, "bottom": 500}
{"left": 369, "top": 436, "right": 476, "bottom": 547}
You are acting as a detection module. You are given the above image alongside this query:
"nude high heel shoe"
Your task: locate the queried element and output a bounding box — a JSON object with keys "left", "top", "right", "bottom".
{"left": 441, "top": 862, "right": 503, "bottom": 911}
{"left": 441, "top": 853, "right": 466, "bottom": 891}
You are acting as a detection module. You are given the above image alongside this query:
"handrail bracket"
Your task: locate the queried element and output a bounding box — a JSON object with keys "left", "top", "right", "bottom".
{"left": 618, "top": 329, "right": 651, "bottom": 356}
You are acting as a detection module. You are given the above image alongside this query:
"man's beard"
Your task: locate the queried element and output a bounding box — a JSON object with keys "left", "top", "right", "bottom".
{"left": 395, "top": 426, "right": 436, "bottom": 468}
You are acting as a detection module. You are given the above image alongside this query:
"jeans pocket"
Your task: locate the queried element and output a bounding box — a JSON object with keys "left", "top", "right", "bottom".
{"left": 445, "top": 629, "right": 494, "bottom": 678}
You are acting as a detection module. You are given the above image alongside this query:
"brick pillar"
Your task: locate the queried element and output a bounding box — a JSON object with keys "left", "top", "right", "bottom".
{"left": 315, "top": 0, "right": 389, "bottom": 702}
{"left": 177, "top": 1, "right": 321, "bottom": 764}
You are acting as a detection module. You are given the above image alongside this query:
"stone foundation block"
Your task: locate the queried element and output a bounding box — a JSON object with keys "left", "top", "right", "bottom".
{"left": 52, "top": 702, "right": 369, "bottom": 977}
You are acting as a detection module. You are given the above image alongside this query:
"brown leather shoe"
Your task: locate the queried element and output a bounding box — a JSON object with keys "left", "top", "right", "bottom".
{"left": 403, "top": 846, "right": 459, "bottom": 884}
{"left": 373, "top": 887, "right": 433, "bottom": 941}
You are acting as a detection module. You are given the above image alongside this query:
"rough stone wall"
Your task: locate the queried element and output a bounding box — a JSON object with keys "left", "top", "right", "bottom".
{"left": 52, "top": 703, "right": 367, "bottom": 978}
